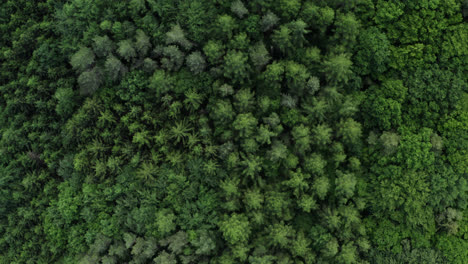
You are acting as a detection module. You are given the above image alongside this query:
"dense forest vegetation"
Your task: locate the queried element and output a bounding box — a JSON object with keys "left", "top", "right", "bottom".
{"left": 0, "top": 0, "right": 467, "bottom": 263}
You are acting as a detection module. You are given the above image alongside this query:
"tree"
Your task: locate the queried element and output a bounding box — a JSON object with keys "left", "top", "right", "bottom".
{"left": 70, "top": 47, "right": 95, "bottom": 73}
{"left": 78, "top": 67, "right": 101, "bottom": 95}
{"left": 333, "top": 12, "right": 360, "bottom": 47}
{"left": 272, "top": 25, "right": 293, "bottom": 54}
{"left": 142, "top": 57, "right": 157, "bottom": 73}
{"left": 317, "top": 6, "right": 336, "bottom": 30}
{"left": 321, "top": 238, "right": 339, "bottom": 258}
{"left": 223, "top": 50, "right": 250, "bottom": 83}
{"left": 88, "top": 234, "right": 112, "bottom": 255}
{"left": 256, "top": 125, "right": 276, "bottom": 145}
{"left": 307, "top": 76, "right": 320, "bottom": 94}
{"left": 233, "top": 113, "right": 257, "bottom": 137}
{"left": 332, "top": 142, "right": 347, "bottom": 167}
{"left": 337, "top": 118, "right": 362, "bottom": 145}
{"left": 192, "top": 230, "right": 216, "bottom": 255}
{"left": 339, "top": 97, "right": 359, "bottom": 118}
{"left": 291, "top": 231, "right": 312, "bottom": 258}
{"left": 292, "top": 124, "right": 311, "bottom": 153}
{"left": 231, "top": 32, "right": 250, "bottom": 50}
{"left": 164, "top": 231, "right": 188, "bottom": 254}
{"left": 234, "top": 89, "right": 255, "bottom": 112}
{"left": 261, "top": 11, "right": 279, "bottom": 31}
{"left": 104, "top": 55, "right": 126, "bottom": 82}
{"left": 268, "top": 141, "right": 288, "bottom": 162}
{"left": 149, "top": 69, "right": 173, "bottom": 95}
{"left": 231, "top": 0, "right": 248, "bottom": 18}
{"left": 154, "top": 209, "right": 176, "bottom": 237}
{"left": 249, "top": 42, "right": 270, "bottom": 70}
{"left": 203, "top": 40, "right": 225, "bottom": 64}
{"left": 54, "top": 87, "right": 75, "bottom": 118}
{"left": 323, "top": 53, "right": 353, "bottom": 85}
{"left": 92, "top": 35, "right": 114, "bottom": 57}
{"left": 124, "top": 233, "right": 137, "bottom": 249}
{"left": 337, "top": 242, "right": 358, "bottom": 264}
{"left": 288, "top": 19, "right": 308, "bottom": 47}
{"left": 261, "top": 61, "right": 284, "bottom": 95}
{"left": 108, "top": 242, "right": 126, "bottom": 258}
{"left": 304, "top": 98, "right": 329, "bottom": 122}
{"left": 363, "top": 95, "right": 402, "bottom": 130}
{"left": 431, "top": 133, "right": 443, "bottom": 151}
{"left": 131, "top": 237, "right": 146, "bottom": 256}
{"left": 219, "top": 214, "right": 251, "bottom": 244}
{"left": 335, "top": 171, "right": 356, "bottom": 199}
{"left": 117, "top": 39, "right": 136, "bottom": 62}
{"left": 241, "top": 154, "right": 263, "bottom": 181}
{"left": 184, "top": 89, "right": 204, "bottom": 111}
{"left": 169, "top": 120, "right": 191, "bottom": 144}
{"left": 100, "top": 20, "right": 113, "bottom": 31}
{"left": 276, "top": 0, "right": 301, "bottom": 20}
{"left": 186, "top": 51, "right": 206, "bottom": 74}
{"left": 313, "top": 176, "right": 330, "bottom": 200}
{"left": 135, "top": 29, "right": 151, "bottom": 56}
{"left": 210, "top": 100, "right": 234, "bottom": 124}
{"left": 380, "top": 131, "right": 400, "bottom": 155}
{"left": 323, "top": 86, "right": 343, "bottom": 105}
{"left": 153, "top": 251, "right": 177, "bottom": 264}
{"left": 166, "top": 24, "right": 192, "bottom": 50}
{"left": 268, "top": 222, "right": 294, "bottom": 248}
{"left": 217, "top": 15, "right": 237, "bottom": 39}
{"left": 285, "top": 61, "right": 310, "bottom": 95}
{"left": 304, "top": 153, "right": 327, "bottom": 176}
{"left": 129, "top": 0, "right": 146, "bottom": 15}
{"left": 243, "top": 188, "right": 264, "bottom": 210}
{"left": 284, "top": 169, "right": 309, "bottom": 195}
{"left": 355, "top": 27, "right": 390, "bottom": 75}
{"left": 312, "top": 124, "right": 332, "bottom": 146}
{"left": 161, "top": 45, "right": 185, "bottom": 71}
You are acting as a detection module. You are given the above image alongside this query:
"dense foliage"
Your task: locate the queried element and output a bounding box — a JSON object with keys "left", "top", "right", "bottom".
{"left": 0, "top": 0, "right": 467, "bottom": 263}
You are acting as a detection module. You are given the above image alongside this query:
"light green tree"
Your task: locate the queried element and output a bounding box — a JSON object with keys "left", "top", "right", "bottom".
{"left": 92, "top": 35, "right": 114, "bottom": 57}
{"left": 312, "top": 124, "right": 332, "bottom": 146}
{"left": 78, "top": 67, "right": 101, "bottom": 95}
{"left": 135, "top": 29, "right": 151, "bottom": 56}
{"left": 186, "top": 51, "right": 206, "bottom": 74}
{"left": 323, "top": 53, "right": 353, "bottom": 84}
{"left": 231, "top": 0, "right": 248, "bottom": 18}
{"left": 261, "top": 11, "right": 279, "bottom": 31}
{"left": 217, "top": 15, "right": 237, "bottom": 39}
{"left": 70, "top": 47, "right": 95, "bottom": 73}
{"left": 166, "top": 24, "right": 192, "bottom": 50}
{"left": 292, "top": 124, "right": 311, "bottom": 153}
{"left": 233, "top": 113, "right": 258, "bottom": 137}
{"left": 219, "top": 214, "right": 251, "bottom": 244}
{"left": 117, "top": 39, "right": 136, "bottom": 62}
{"left": 224, "top": 50, "right": 250, "bottom": 83}
{"left": 272, "top": 25, "right": 292, "bottom": 54}
{"left": 337, "top": 118, "right": 362, "bottom": 145}
{"left": 249, "top": 42, "right": 271, "bottom": 70}
{"left": 104, "top": 55, "right": 125, "bottom": 82}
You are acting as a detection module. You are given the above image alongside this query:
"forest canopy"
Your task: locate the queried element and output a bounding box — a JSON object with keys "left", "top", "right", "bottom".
{"left": 0, "top": 0, "right": 467, "bottom": 263}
